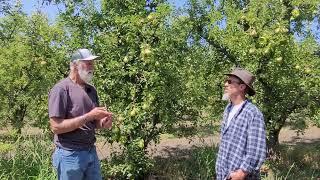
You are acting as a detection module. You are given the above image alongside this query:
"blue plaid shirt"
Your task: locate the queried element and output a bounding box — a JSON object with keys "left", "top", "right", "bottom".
{"left": 216, "top": 100, "right": 266, "bottom": 180}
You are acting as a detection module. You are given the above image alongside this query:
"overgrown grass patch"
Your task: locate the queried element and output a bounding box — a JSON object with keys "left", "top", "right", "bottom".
{"left": 148, "top": 145, "right": 218, "bottom": 179}
{"left": 0, "top": 134, "right": 318, "bottom": 179}
{"left": 0, "top": 137, "right": 56, "bottom": 180}
{"left": 147, "top": 141, "right": 320, "bottom": 180}
{"left": 263, "top": 142, "right": 320, "bottom": 179}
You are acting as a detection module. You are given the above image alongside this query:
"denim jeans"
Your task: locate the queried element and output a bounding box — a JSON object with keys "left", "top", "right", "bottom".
{"left": 52, "top": 146, "right": 102, "bottom": 180}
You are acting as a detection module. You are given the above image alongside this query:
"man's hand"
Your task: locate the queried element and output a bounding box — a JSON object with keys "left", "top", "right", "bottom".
{"left": 86, "top": 107, "right": 110, "bottom": 121}
{"left": 228, "top": 169, "right": 247, "bottom": 180}
{"left": 99, "top": 115, "right": 112, "bottom": 129}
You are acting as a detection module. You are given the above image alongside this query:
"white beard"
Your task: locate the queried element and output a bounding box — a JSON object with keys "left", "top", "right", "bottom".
{"left": 78, "top": 67, "right": 93, "bottom": 83}
{"left": 222, "top": 93, "right": 230, "bottom": 101}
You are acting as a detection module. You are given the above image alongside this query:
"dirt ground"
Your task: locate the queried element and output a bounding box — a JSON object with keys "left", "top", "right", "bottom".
{"left": 95, "top": 126, "right": 320, "bottom": 160}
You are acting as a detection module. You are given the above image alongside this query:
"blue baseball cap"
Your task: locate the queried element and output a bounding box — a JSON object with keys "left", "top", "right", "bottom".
{"left": 71, "top": 49, "right": 99, "bottom": 61}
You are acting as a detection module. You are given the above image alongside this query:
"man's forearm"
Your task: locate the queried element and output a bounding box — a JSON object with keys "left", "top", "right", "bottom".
{"left": 50, "top": 114, "right": 91, "bottom": 134}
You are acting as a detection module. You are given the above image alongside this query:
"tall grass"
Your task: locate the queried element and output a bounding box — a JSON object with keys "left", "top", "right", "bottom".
{"left": 149, "top": 141, "right": 319, "bottom": 179}
{"left": 0, "top": 133, "right": 318, "bottom": 180}
{"left": 0, "top": 136, "right": 56, "bottom": 180}
{"left": 149, "top": 145, "right": 217, "bottom": 179}
{"left": 262, "top": 142, "right": 320, "bottom": 179}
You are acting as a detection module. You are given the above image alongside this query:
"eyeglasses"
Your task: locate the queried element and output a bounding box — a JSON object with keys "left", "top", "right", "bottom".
{"left": 224, "top": 79, "right": 242, "bottom": 85}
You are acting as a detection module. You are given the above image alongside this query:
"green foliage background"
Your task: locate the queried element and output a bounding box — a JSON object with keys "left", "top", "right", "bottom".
{"left": 0, "top": 0, "right": 319, "bottom": 178}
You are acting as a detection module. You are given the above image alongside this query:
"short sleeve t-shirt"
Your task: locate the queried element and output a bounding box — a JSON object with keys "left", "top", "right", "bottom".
{"left": 226, "top": 101, "right": 245, "bottom": 128}
{"left": 48, "top": 77, "right": 99, "bottom": 150}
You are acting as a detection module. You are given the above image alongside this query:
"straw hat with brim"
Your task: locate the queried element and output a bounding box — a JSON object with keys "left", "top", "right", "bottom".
{"left": 224, "top": 68, "right": 256, "bottom": 96}
{"left": 71, "top": 49, "right": 99, "bottom": 61}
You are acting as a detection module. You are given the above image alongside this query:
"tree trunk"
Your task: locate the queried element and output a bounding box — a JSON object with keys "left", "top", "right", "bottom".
{"left": 266, "top": 128, "right": 281, "bottom": 157}
{"left": 11, "top": 105, "right": 27, "bottom": 135}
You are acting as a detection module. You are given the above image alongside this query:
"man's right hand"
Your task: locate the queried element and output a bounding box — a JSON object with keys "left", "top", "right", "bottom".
{"left": 86, "top": 107, "right": 111, "bottom": 121}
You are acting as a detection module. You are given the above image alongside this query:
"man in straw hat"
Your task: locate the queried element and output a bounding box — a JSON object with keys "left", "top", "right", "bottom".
{"left": 48, "top": 48, "right": 112, "bottom": 180}
{"left": 215, "top": 68, "right": 267, "bottom": 180}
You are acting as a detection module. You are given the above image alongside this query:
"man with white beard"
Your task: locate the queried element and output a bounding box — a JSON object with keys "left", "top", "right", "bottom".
{"left": 216, "top": 68, "right": 267, "bottom": 180}
{"left": 48, "top": 48, "right": 112, "bottom": 180}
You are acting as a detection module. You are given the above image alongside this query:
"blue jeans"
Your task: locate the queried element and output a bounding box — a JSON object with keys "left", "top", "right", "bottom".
{"left": 52, "top": 146, "right": 102, "bottom": 180}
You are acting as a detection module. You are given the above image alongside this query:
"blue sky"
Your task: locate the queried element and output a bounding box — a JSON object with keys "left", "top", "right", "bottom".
{"left": 21, "top": 0, "right": 187, "bottom": 21}
{"left": 20, "top": 0, "right": 319, "bottom": 42}
{"left": 21, "top": 0, "right": 64, "bottom": 20}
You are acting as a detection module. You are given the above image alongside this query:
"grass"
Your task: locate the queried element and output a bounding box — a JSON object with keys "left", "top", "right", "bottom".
{"left": 148, "top": 144, "right": 217, "bottom": 179}
{"left": 262, "top": 142, "right": 320, "bottom": 179}
{"left": 0, "top": 136, "right": 56, "bottom": 180}
{"left": 147, "top": 141, "right": 320, "bottom": 180}
{"left": 0, "top": 128, "right": 319, "bottom": 179}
